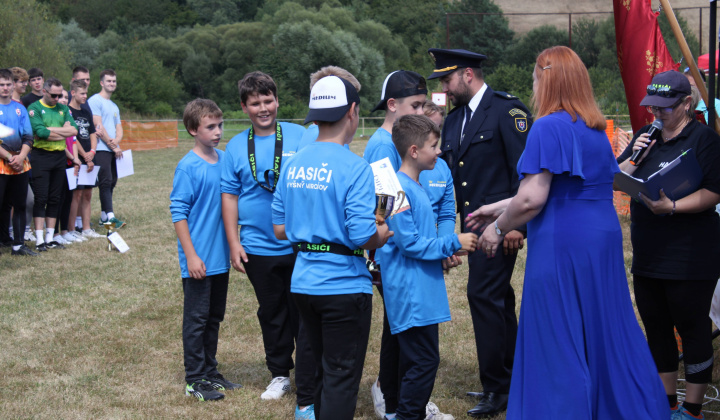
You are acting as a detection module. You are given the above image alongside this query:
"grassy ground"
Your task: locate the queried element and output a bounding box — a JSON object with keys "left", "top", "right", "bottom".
{"left": 1, "top": 132, "right": 719, "bottom": 419}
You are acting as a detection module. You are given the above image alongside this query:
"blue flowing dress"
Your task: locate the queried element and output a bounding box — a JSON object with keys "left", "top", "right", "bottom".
{"left": 506, "top": 111, "right": 668, "bottom": 419}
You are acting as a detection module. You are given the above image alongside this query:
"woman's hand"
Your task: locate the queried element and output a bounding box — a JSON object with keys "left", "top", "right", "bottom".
{"left": 479, "top": 226, "right": 503, "bottom": 258}
{"left": 639, "top": 189, "right": 674, "bottom": 215}
{"left": 630, "top": 132, "right": 656, "bottom": 165}
{"left": 465, "top": 203, "right": 506, "bottom": 232}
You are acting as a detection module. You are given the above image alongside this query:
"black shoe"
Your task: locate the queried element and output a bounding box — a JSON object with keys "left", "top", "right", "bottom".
{"left": 467, "top": 392, "right": 508, "bottom": 418}
{"left": 207, "top": 374, "right": 242, "bottom": 391}
{"left": 12, "top": 245, "right": 39, "bottom": 256}
{"left": 46, "top": 241, "right": 65, "bottom": 249}
{"left": 185, "top": 380, "right": 224, "bottom": 401}
{"left": 35, "top": 243, "right": 48, "bottom": 252}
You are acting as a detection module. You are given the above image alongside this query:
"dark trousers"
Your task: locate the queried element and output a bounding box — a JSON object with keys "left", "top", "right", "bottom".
{"left": 0, "top": 172, "right": 29, "bottom": 246}
{"left": 467, "top": 249, "right": 518, "bottom": 393}
{"left": 377, "top": 284, "right": 400, "bottom": 413}
{"left": 29, "top": 149, "right": 66, "bottom": 219}
{"left": 94, "top": 151, "right": 117, "bottom": 213}
{"left": 294, "top": 292, "right": 372, "bottom": 420}
{"left": 182, "top": 271, "right": 229, "bottom": 383}
{"left": 243, "top": 253, "right": 316, "bottom": 405}
{"left": 59, "top": 165, "right": 74, "bottom": 232}
{"left": 634, "top": 275, "right": 718, "bottom": 384}
{"left": 396, "top": 324, "right": 440, "bottom": 420}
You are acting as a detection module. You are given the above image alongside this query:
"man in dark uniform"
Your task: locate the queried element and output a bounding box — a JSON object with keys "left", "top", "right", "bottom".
{"left": 426, "top": 48, "right": 531, "bottom": 418}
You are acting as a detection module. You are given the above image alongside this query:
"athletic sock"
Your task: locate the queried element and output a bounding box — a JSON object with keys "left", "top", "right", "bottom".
{"left": 385, "top": 414, "right": 396, "bottom": 420}
{"left": 107, "top": 212, "right": 115, "bottom": 220}
{"left": 100, "top": 211, "right": 108, "bottom": 222}
{"left": 45, "top": 228, "right": 55, "bottom": 243}
{"left": 75, "top": 216, "right": 82, "bottom": 228}
{"left": 668, "top": 394, "right": 678, "bottom": 408}
{"left": 683, "top": 402, "right": 702, "bottom": 417}
{"left": 12, "top": 245, "right": 21, "bottom": 251}
{"left": 35, "top": 230, "right": 44, "bottom": 246}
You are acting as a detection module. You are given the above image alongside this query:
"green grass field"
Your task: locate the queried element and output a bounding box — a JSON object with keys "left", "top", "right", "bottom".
{"left": 1, "top": 132, "right": 719, "bottom": 419}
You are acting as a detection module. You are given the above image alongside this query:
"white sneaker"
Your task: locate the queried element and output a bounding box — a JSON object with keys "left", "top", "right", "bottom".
{"left": 54, "top": 234, "right": 72, "bottom": 245}
{"left": 62, "top": 232, "right": 81, "bottom": 243}
{"left": 24, "top": 229, "right": 36, "bottom": 242}
{"left": 371, "top": 378, "right": 386, "bottom": 418}
{"left": 70, "top": 231, "right": 87, "bottom": 242}
{"left": 261, "top": 376, "right": 290, "bottom": 400}
{"left": 425, "top": 402, "right": 454, "bottom": 420}
{"left": 82, "top": 229, "right": 104, "bottom": 239}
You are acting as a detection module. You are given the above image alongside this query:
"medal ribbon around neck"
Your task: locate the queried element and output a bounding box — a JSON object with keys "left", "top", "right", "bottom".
{"left": 247, "top": 122, "right": 283, "bottom": 193}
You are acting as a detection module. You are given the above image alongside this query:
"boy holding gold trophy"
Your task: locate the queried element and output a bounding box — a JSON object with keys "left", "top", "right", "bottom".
{"left": 382, "top": 115, "right": 477, "bottom": 419}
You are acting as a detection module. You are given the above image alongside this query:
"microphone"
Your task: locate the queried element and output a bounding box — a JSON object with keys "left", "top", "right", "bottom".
{"left": 629, "top": 120, "right": 663, "bottom": 165}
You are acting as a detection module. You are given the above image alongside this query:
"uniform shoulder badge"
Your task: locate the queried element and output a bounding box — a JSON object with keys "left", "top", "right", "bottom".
{"left": 514, "top": 117, "right": 528, "bottom": 132}
{"left": 509, "top": 108, "right": 527, "bottom": 118}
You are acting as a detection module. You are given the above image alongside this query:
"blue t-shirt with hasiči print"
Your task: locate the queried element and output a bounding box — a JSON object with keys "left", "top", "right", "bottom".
{"left": 170, "top": 150, "right": 230, "bottom": 279}
{"left": 272, "top": 141, "right": 377, "bottom": 296}
{"left": 221, "top": 121, "right": 305, "bottom": 256}
{"left": 379, "top": 171, "right": 460, "bottom": 334}
{"left": 0, "top": 101, "right": 32, "bottom": 153}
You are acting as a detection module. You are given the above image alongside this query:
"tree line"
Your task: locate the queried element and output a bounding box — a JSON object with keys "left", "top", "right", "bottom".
{"left": 1, "top": 0, "right": 699, "bottom": 118}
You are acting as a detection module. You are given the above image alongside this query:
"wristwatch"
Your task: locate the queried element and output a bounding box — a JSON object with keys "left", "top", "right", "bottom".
{"left": 494, "top": 220, "right": 503, "bottom": 236}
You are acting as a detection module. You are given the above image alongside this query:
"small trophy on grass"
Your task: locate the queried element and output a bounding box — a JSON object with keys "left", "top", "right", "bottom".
{"left": 103, "top": 222, "right": 115, "bottom": 252}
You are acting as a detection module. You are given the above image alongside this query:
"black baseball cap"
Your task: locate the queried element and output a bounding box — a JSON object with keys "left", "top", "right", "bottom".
{"left": 639, "top": 70, "right": 692, "bottom": 108}
{"left": 371, "top": 70, "right": 428, "bottom": 112}
{"left": 427, "top": 48, "right": 487, "bottom": 80}
{"left": 304, "top": 76, "right": 361, "bottom": 125}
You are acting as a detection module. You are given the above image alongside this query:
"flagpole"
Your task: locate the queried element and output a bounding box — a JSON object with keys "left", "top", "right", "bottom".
{"left": 658, "top": 0, "right": 720, "bottom": 133}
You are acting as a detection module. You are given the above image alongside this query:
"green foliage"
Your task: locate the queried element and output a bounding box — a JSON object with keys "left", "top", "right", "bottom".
{"left": 442, "top": 0, "right": 515, "bottom": 72}
{"left": 485, "top": 63, "right": 534, "bottom": 107}
{"left": 658, "top": 10, "right": 701, "bottom": 65}
{"left": 503, "top": 25, "right": 569, "bottom": 68}
{"left": 59, "top": 20, "right": 99, "bottom": 69}
{"left": 263, "top": 20, "right": 385, "bottom": 112}
{"left": 94, "top": 44, "right": 185, "bottom": 117}
{"left": 0, "top": 0, "right": 71, "bottom": 82}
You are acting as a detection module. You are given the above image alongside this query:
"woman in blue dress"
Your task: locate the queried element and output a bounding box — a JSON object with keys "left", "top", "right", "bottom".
{"left": 465, "top": 46, "right": 668, "bottom": 419}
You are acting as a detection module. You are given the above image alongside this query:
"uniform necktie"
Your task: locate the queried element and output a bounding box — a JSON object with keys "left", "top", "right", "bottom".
{"left": 461, "top": 105, "right": 472, "bottom": 144}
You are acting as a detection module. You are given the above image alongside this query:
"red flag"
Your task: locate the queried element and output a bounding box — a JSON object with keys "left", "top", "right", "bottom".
{"left": 613, "top": 0, "right": 679, "bottom": 131}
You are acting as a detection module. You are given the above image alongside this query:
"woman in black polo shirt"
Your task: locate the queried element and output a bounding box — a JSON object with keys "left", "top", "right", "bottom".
{"left": 617, "top": 70, "right": 720, "bottom": 420}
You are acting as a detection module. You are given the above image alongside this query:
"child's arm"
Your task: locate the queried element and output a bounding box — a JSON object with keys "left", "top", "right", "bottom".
{"left": 174, "top": 219, "right": 206, "bottom": 280}
{"left": 390, "top": 203, "right": 470, "bottom": 260}
{"left": 221, "top": 193, "right": 248, "bottom": 274}
{"left": 436, "top": 172, "right": 456, "bottom": 237}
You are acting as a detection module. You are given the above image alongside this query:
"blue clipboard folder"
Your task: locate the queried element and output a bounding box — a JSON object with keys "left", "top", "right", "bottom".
{"left": 614, "top": 149, "right": 703, "bottom": 202}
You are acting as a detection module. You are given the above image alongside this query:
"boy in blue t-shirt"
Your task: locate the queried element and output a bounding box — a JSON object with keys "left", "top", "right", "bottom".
{"left": 383, "top": 114, "right": 477, "bottom": 420}
{"left": 272, "top": 74, "right": 393, "bottom": 419}
{"left": 170, "top": 99, "right": 239, "bottom": 402}
{"left": 364, "top": 71, "right": 458, "bottom": 419}
{"left": 220, "top": 72, "right": 316, "bottom": 414}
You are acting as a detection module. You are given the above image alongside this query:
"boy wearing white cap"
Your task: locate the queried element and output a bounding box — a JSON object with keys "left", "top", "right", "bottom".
{"left": 272, "top": 73, "right": 393, "bottom": 419}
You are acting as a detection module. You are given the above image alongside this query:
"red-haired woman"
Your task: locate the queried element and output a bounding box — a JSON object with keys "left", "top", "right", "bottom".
{"left": 465, "top": 46, "right": 667, "bottom": 419}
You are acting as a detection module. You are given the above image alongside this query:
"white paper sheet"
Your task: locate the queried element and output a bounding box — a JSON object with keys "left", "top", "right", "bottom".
{"left": 108, "top": 232, "right": 130, "bottom": 253}
{"left": 116, "top": 149, "right": 134, "bottom": 178}
{"left": 78, "top": 165, "right": 100, "bottom": 186}
{"left": 66, "top": 168, "right": 77, "bottom": 190}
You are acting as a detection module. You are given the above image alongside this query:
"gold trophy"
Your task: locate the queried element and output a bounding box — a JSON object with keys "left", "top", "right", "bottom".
{"left": 374, "top": 191, "right": 406, "bottom": 223}
{"left": 103, "top": 222, "right": 115, "bottom": 252}
{"left": 368, "top": 191, "right": 406, "bottom": 285}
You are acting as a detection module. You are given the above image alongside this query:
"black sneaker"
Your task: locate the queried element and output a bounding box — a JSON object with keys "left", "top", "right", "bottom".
{"left": 46, "top": 241, "right": 65, "bottom": 249}
{"left": 185, "top": 379, "right": 224, "bottom": 401}
{"left": 35, "top": 243, "right": 48, "bottom": 252}
{"left": 12, "top": 245, "right": 39, "bottom": 256}
{"left": 207, "top": 374, "right": 242, "bottom": 391}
